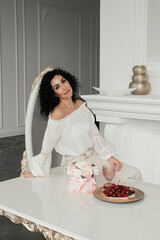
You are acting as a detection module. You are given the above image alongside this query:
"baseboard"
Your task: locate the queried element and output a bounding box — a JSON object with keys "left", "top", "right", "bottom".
{"left": 0, "top": 128, "right": 25, "bottom": 138}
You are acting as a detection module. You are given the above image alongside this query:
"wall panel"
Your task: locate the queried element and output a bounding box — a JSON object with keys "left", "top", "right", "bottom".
{"left": 0, "top": 0, "right": 100, "bottom": 139}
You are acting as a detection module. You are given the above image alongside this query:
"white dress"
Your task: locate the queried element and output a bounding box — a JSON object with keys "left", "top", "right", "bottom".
{"left": 32, "top": 102, "right": 113, "bottom": 176}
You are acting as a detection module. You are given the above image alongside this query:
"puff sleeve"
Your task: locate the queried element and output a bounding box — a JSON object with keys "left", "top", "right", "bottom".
{"left": 32, "top": 119, "right": 62, "bottom": 177}
{"left": 89, "top": 110, "right": 113, "bottom": 160}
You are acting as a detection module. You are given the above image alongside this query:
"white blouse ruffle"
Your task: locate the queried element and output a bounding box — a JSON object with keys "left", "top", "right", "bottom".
{"left": 32, "top": 103, "right": 113, "bottom": 176}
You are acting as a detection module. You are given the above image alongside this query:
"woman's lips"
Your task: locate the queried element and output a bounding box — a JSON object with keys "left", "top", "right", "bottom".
{"left": 65, "top": 90, "right": 70, "bottom": 94}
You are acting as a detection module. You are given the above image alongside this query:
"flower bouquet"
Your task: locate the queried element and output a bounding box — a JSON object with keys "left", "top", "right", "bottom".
{"left": 67, "top": 161, "right": 99, "bottom": 194}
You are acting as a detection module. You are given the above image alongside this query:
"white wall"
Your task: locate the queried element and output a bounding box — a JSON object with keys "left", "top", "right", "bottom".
{"left": 147, "top": 0, "right": 160, "bottom": 62}
{"left": 0, "top": 0, "right": 100, "bottom": 138}
{"left": 100, "top": 0, "right": 135, "bottom": 92}
{"left": 0, "top": 0, "right": 26, "bottom": 137}
{"left": 100, "top": 0, "right": 160, "bottom": 95}
{"left": 99, "top": 0, "right": 160, "bottom": 184}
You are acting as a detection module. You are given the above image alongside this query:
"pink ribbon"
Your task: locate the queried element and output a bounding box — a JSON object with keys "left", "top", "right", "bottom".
{"left": 69, "top": 177, "right": 96, "bottom": 194}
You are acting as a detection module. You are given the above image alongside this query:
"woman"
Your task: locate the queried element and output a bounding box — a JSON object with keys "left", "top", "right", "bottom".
{"left": 21, "top": 68, "right": 142, "bottom": 180}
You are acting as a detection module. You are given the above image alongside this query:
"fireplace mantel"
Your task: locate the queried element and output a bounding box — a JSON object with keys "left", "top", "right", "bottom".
{"left": 82, "top": 94, "right": 160, "bottom": 184}
{"left": 82, "top": 94, "right": 160, "bottom": 122}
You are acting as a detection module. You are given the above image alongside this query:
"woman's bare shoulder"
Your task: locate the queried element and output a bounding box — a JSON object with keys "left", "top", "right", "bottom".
{"left": 50, "top": 99, "right": 85, "bottom": 120}
{"left": 75, "top": 99, "right": 85, "bottom": 107}
{"left": 50, "top": 106, "right": 64, "bottom": 120}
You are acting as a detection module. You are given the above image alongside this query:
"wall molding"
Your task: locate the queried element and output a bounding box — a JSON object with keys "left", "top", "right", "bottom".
{"left": 89, "top": 13, "right": 93, "bottom": 93}
{"left": 0, "top": 127, "right": 25, "bottom": 138}
{"left": 95, "top": 13, "right": 99, "bottom": 88}
{"left": 37, "top": 1, "right": 41, "bottom": 74}
{"left": 22, "top": 0, "right": 27, "bottom": 125}
{"left": 146, "top": 63, "right": 160, "bottom": 94}
{"left": 78, "top": 11, "right": 82, "bottom": 90}
{"left": 14, "top": 0, "right": 19, "bottom": 127}
{"left": 15, "top": 0, "right": 25, "bottom": 128}
{"left": 134, "top": 0, "right": 148, "bottom": 65}
{"left": 89, "top": 12, "right": 99, "bottom": 94}
{"left": 37, "top": 1, "right": 82, "bottom": 85}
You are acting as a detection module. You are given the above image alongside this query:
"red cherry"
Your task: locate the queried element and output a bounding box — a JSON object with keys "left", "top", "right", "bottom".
{"left": 105, "top": 193, "right": 109, "bottom": 197}
{"left": 103, "top": 184, "right": 134, "bottom": 198}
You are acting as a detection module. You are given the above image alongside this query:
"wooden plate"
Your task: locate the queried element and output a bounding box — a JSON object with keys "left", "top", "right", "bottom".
{"left": 93, "top": 186, "right": 144, "bottom": 203}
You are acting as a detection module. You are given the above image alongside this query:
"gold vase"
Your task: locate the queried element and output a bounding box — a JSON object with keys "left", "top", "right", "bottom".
{"left": 129, "top": 65, "right": 151, "bottom": 95}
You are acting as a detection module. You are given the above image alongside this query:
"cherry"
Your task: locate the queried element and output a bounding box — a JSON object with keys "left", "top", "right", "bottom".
{"left": 102, "top": 183, "right": 135, "bottom": 198}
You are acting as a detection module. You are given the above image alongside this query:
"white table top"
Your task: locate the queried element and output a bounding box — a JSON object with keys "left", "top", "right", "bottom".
{"left": 0, "top": 167, "right": 160, "bottom": 240}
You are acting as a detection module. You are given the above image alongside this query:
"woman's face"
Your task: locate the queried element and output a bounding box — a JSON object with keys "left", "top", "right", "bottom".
{"left": 50, "top": 74, "right": 73, "bottom": 100}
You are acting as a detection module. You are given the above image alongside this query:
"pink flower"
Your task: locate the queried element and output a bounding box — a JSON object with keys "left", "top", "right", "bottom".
{"left": 67, "top": 161, "right": 99, "bottom": 178}
{"left": 69, "top": 164, "right": 77, "bottom": 171}
{"left": 76, "top": 162, "right": 88, "bottom": 169}
{"left": 81, "top": 166, "right": 93, "bottom": 178}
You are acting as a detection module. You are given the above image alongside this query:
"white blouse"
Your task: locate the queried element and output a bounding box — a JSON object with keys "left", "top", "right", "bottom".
{"left": 32, "top": 102, "right": 113, "bottom": 176}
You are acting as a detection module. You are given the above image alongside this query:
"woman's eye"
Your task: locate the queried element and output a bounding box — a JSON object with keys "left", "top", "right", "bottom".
{"left": 62, "top": 79, "right": 66, "bottom": 83}
{"left": 55, "top": 86, "right": 59, "bottom": 90}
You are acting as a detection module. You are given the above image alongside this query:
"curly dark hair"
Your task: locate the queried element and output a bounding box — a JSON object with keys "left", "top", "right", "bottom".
{"left": 38, "top": 68, "right": 82, "bottom": 118}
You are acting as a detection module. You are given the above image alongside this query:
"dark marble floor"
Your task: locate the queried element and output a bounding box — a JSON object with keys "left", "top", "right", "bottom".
{"left": 0, "top": 135, "right": 45, "bottom": 240}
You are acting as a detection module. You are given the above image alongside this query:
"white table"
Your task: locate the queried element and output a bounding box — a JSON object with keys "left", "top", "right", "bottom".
{"left": 0, "top": 166, "right": 160, "bottom": 240}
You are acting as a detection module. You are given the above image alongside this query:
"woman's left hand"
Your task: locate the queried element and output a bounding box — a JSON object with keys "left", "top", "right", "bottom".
{"left": 108, "top": 156, "right": 122, "bottom": 171}
{"left": 20, "top": 172, "right": 35, "bottom": 178}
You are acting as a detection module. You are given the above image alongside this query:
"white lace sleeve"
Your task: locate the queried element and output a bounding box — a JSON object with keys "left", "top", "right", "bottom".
{"left": 89, "top": 110, "right": 113, "bottom": 160}
{"left": 32, "top": 119, "right": 62, "bottom": 177}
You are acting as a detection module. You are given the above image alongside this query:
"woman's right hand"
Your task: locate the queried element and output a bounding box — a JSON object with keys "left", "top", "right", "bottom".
{"left": 108, "top": 156, "right": 122, "bottom": 172}
{"left": 20, "top": 172, "right": 35, "bottom": 178}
